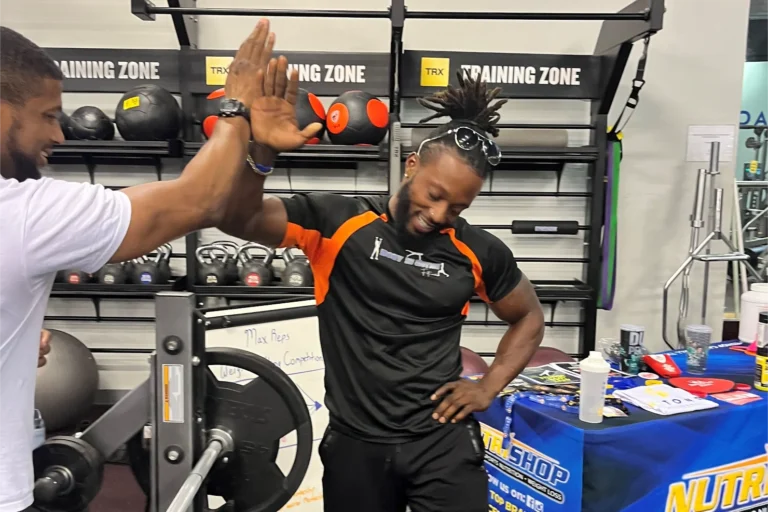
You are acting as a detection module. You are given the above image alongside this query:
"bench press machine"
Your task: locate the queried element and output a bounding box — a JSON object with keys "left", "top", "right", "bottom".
{"left": 32, "top": 292, "right": 313, "bottom": 512}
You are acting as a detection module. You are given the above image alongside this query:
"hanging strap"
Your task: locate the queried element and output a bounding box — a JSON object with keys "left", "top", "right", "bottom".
{"left": 609, "top": 36, "right": 650, "bottom": 137}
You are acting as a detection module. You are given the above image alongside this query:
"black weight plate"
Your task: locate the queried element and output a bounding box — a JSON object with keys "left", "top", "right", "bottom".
{"left": 125, "top": 348, "right": 313, "bottom": 512}
{"left": 33, "top": 436, "right": 104, "bottom": 512}
{"left": 205, "top": 347, "right": 313, "bottom": 512}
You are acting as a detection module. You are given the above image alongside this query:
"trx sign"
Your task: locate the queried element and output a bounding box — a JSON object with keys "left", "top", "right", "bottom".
{"left": 403, "top": 50, "right": 601, "bottom": 100}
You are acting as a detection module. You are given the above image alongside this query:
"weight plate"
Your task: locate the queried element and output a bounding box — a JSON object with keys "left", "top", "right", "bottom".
{"left": 33, "top": 436, "right": 104, "bottom": 512}
{"left": 126, "top": 347, "right": 313, "bottom": 512}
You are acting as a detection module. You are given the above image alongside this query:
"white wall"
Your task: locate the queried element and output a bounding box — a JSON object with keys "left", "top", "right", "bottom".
{"left": 1, "top": 0, "right": 750, "bottom": 398}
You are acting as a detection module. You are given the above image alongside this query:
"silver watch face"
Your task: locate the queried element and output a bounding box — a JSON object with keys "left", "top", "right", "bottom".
{"left": 219, "top": 99, "right": 245, "bottom": 116}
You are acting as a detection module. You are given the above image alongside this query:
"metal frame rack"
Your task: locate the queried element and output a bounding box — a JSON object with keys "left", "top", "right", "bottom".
{"left": 47, "top": 0, "right": 664, "bottom": 359}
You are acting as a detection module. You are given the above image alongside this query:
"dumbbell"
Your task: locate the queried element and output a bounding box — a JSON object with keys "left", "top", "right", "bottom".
{"left": 61, "top": 269, "right": 92, "bottom": 285}
{"left": 236, "top": 243, "right": 275, "bottom": 287}
{"left": 195, "top": 245, "right": 230, "bottom": 286}
{"left": 211, "top": 240, "right": 240, "bottom": 285}
{"left": 283, "top": 247, "right": 313, "bottom": 287}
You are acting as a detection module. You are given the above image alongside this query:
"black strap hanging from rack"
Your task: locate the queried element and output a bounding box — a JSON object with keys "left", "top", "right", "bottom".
{"left": 608, "top": 35, "right": 650, "bottom": 143}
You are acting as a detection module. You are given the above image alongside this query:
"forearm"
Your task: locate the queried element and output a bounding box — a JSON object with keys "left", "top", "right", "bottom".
{"left": 480, "top": 311, "right": 545, "bottom": 396}
{"left": 111, "top": 118, "right": 250, "bottom": 262}
{"left": 217, "top": 145, "right": 274, "bottom": 238}
{"left": 178, "top": 118, "right": 252, "bottom": 225}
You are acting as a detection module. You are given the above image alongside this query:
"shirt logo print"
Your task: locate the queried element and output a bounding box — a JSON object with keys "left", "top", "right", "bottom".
{"left": 369, "top": 237, "right": 450, "bottom": 278}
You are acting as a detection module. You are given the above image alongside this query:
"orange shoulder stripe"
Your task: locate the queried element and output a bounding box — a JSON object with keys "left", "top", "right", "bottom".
{"left": 442, "top": 228, "right": 490, "bottom": 306}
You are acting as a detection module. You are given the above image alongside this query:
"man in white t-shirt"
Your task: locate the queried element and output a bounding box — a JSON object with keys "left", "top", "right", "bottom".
{"left": 0, "top": 22, "right": 320, "bottom": 512}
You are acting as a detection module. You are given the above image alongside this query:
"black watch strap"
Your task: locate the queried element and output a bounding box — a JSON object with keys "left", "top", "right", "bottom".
{"left": 218, "top": 98, "right": 250, "bottom": 121}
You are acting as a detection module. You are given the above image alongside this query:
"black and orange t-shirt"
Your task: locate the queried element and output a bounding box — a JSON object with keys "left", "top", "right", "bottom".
{"left": 278, "top": 193, "right": 522, "bottom": 442}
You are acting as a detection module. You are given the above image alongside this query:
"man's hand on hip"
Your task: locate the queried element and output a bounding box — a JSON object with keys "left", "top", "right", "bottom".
{"left": 38, "top": 329, "right": 51, "bottom": 368}
{"left": 431, "top": 379, "right": 496, "bottom": 424}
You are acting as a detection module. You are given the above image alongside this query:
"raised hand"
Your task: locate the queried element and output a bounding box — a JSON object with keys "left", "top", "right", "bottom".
{"left": 224, "top": 19, "right": 275, "bottom": 109}
{"left": 249, "top": 55, "right": 323, "bottom": 153}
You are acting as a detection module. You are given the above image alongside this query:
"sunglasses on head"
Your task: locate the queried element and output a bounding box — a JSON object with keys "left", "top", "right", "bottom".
{"left": 417, "top": 126, "right": 502, "bottom": 167}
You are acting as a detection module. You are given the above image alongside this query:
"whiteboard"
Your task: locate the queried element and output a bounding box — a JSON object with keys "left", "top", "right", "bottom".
{"left": 204, "top": 299, "right": 326, "bottom": 511}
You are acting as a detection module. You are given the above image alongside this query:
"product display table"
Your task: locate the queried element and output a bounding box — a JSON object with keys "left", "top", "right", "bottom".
{"left": 474, "top": 341, "right": 768, "bottom": 512}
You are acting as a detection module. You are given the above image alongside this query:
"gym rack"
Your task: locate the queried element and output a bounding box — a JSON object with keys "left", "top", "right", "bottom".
{"left": 33, "top": 292, "right": 315, "bottom": 512}
{"left": 46, "top": 0, "right": 665, "bottom": 359}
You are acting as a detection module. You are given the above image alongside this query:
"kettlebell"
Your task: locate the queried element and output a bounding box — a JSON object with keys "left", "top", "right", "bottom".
{"left": 211, "top": 240, "right": 240, "bottom": 285}
{"left": 195, "top": 245, "right": 229, "bottom": 286}
{"left": 62, "top": 269, "right": 91, "bottom": 285}
{"left": 156, "top": 243, "right": 173, "bottom": 284}
{"left": 236, "top": 243, "right": 275, "bottom": 287}
{"left": 283, "top": 247, "right": 313, "bottom": 287}
{"left": 132, "top": 252, "right": 160, "bottom": 285}
{"left": 97, "top": 261, "right": 130, "bottom": 285}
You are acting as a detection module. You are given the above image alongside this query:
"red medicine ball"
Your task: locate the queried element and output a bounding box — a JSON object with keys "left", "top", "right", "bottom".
{"left": 296, "top": 88, "right": 326, "bottom": 144}
{"left": 201, "top": 88, "right": 225, "bottom": 139}
{"left": 326, "top": 91, "right": 388, "bottom": 146}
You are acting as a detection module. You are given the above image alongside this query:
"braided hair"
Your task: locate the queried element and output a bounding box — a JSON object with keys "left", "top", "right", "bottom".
{"left": 414, "top": 71, "right": 507, "bottom": 176}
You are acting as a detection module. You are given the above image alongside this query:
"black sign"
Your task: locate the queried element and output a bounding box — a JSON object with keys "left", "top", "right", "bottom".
{"left": 402, "top": 51, "right": 602, "bottom": 99}
{"left": 186, "top": 50, "right": 390, "bottom": 97}
{"left": 44, "top": 48, "right": 180, "bottom": 93}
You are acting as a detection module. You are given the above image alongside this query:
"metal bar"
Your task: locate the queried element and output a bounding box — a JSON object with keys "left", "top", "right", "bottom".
{"left": 475, "top": 224, "right": 590, "bottom": 231}
{"left": 582, "top": 114, "right": 608, "bottom": 354}
{"left": 739, "top": 125, "right": 768, "bottom": 130}
{"left": 80, "top": 379, "right": 151, "bottom": 458}
{"left": 402, "top": 123, "right": 595, "bottom": 130}
{"left": 152, "top": 292, "right": 200, "bottom": 512}
{"left": 464, "top": 320, "right": 583, "bottom": 327}
{"left": 89, "top": 348, "right": 154, "bottom": 354}
{"left": 166, "top": 439, "right": 223, "bottom": 512}
{"left": 148, "top": 6, "right": 390, "bottom": 18}
{"left": 479, "top": 191, "right": 591, "bottom": 198}
{"left": 168, "top": 0, "right": 198, "bottom": 48}
{"left": 43, "top": 316, "right": 155, "bottom": 322}
{"left": 515, "top": 257, "right": 588, "bottom": 263}
{"left": 405, "top": 12, "right": 649, "bottom": 20}
{"left": 701, "top": 142, "right": 721, "bottom": 323}
{"left": 388, "top": 0, "right": 405, "bottom": 195}
{"left": 593, "top": 0, "right": 663, "bottom": 55}
{"left": 736, "top": 180, "right": 768, "bottom": 187}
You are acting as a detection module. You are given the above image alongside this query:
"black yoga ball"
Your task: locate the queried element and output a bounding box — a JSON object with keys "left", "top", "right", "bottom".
{"left": 296, "top": 88, "right": 326, "bottom": 144}
{"left": 35, "top": 329, "right": 99, "bottom": 432}
{"left": 326, "top": 90, "right": 388, "bottom": 146}
{"left": 115, "top": 85, "right": 182, "bottom": 141}
{"left": 68, "top": 106, "right": 114, "bottom": 141}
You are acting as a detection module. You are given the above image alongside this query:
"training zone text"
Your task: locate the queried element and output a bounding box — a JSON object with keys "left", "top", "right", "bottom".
{"left": 55, "top": 60, "right": 160, "bottom": 80}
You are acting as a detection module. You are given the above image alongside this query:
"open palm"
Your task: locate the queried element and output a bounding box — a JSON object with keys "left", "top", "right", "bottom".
{"left": 250, "top": 56, "right": 322, "bottom": 153}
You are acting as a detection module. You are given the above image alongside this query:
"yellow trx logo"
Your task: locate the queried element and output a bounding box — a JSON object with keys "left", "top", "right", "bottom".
{"left": 206, "top": 56, "right": 234, "bottom": 85}
{"left": 420, "top": 57, "right": 450, "bottom": 87}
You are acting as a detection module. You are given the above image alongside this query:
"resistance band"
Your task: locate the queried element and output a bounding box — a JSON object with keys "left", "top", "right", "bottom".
{"left": 599, "top": 136, "right": 621, "bottom": 310}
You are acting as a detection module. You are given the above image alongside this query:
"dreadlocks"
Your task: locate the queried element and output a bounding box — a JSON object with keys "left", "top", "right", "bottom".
{"left": 417, "top": 71, "right": 507, "bottom": 137}
{"left": 414, "top": 71, "right": 506, "bottom": 176}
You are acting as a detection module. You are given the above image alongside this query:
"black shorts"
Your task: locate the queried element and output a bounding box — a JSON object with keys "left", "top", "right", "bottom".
{"left": 319, "top": 418, "right": 489, "bottom": 512}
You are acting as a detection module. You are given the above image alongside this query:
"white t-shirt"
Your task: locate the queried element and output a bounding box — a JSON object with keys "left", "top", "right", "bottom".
{"left": 0, "top": 177, "right": 131, "bottom": 512}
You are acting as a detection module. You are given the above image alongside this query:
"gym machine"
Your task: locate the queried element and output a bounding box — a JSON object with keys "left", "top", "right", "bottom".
{"left": 31, "top": 292, "right": 313, "bottom": 512}
{"left": 662, "top": 142, "right": 757, "bottom": 349}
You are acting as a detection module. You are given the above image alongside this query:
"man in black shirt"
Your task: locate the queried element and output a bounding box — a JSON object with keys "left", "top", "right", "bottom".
{"left": 220, "top": 69, "right": 545, "bottom": 512}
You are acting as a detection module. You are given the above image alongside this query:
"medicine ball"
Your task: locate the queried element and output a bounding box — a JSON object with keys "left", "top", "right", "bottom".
{"left": 326, "top": 90, "right": 388, "bottom": 146}
{"left": 201, "top": 88, "right": 225, "bottom": 139}
{"left": 58, "top": 112, "right": 74, "bottom": 140}
{"left": 35, "top": 330, "right": 99, "bottom": 432}
{"left": 115, "top": 84, "right": 182, "bottom": 141}
{"left": 296, "top": 88, "right": 326, "bottom": 144}
{"left": 68, "top": 106, "right": 114, "bottom": 141}
{"left": 460, "top": 347, "right": 490, "bottom": 377}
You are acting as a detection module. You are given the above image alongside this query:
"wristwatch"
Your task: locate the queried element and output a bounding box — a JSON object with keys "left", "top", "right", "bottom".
{"left": 218, "top": 98, "right": 250, "bottom": 121}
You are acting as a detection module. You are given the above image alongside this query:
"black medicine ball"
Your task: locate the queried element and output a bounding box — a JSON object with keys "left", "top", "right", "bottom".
{"left": 58, "top": 112, "right": 74, "bottom": 140}
{"left": 295, "top": 88, "right": 326, "bottom": 144}
{"left": 115, "top": 85, "right": 182, "bottom": 141}
{"left": 326, "top": 90, "right": 388, "bottom": 146}
{"left": 68, "top": 106, "right": 115, "bottom": 141}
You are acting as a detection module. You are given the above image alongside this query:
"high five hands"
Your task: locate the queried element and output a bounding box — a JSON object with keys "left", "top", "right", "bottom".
{"left": 225, "top": 19, "right": 323, "bottom": 153}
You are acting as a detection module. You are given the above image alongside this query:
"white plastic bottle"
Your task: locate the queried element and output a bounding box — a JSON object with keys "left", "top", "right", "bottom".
{"left": 579, "top": 351, "right": 611, "bottom": 424}
{"left": 739, "top": 283, "right": 768, "bottom": 342}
